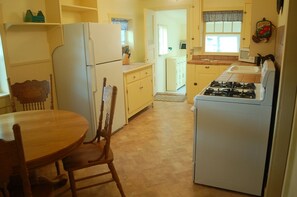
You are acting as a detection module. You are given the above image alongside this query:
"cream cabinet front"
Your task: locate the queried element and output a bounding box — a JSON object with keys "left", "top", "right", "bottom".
{"left": 124, "top": 65, "right": 153, "bottom": 121}
{"left": 186, "top": 64, "right": 229, "bottom": 103}
{"left": 166, "top": 56, "right": 186, "bottom": 91}
{"left": 242, "top": 1, "right": 252, "bottom": 48}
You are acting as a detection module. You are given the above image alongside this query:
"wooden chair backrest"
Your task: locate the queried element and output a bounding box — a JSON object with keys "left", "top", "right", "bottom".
{"left": 8, "top": 75, "right": 54, "bottom": 112}
{"left": 0, "top": 124, "right": 32, "bottom": 197}
{"left": 88, "top": 77, "right": 117, "bottom": 159}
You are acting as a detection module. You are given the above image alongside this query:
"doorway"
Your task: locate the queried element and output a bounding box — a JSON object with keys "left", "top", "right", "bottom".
{"left": 154, "top": 9, "right": 187, "bottom": 95}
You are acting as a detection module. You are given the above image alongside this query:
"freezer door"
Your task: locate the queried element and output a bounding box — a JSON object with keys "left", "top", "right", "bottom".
{"left": 86, "top": 23, "right": 122, "bottom": 65}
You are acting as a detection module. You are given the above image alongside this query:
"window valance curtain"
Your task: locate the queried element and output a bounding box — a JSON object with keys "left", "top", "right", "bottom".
{"left": 111, "top": 18, "right": 128, "bottom": 30}
{"left": 203, "top": 10, "right": 243, "bottom": 22}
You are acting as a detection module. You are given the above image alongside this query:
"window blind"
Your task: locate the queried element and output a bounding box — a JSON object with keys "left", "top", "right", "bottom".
{"left": 203, "top": 10, "right": 243, "bottom": 22}
{"left": 111, "top": 18, "right": 128, "bottom": 30}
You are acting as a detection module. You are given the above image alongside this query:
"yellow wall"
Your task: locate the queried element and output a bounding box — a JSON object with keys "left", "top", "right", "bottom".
{"left": 203, "top": 0, "right": 245, "bottom": 11}
{"left": 97, "top": 0, "right": 144, "bottom": 62}
{"left": 249, "top": 0, "right": 278, "bottom": 56}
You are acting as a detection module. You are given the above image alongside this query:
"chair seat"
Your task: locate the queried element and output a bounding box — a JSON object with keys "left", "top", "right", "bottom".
{"left": 63, "top": 142, "right": 114, "bottom": 171}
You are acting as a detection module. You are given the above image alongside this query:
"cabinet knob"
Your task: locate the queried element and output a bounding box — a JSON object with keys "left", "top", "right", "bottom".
{"left": 205, "top": 66, "right": 210, "bottom": 69}
{"left": 194, "top": 82, "right": 197, "bottom": 86}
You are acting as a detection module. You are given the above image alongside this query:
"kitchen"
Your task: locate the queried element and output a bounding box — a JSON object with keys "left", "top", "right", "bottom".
{"left": 0, "top": 0, "right": 296, "bottom": 197}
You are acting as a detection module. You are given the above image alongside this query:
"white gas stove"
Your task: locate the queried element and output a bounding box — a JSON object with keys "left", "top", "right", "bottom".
{"left": 193, "top": 60, "right": 275, "bottom": 196}
{"left": 196, "top": 59, "right": 275, "bottom": 105}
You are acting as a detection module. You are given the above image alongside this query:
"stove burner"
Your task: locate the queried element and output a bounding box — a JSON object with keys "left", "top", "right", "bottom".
{"left": 233, "top": 82, "right": 256, "bottom": 90}
{"left": 231, "top": 89, "right": 256, "bottom": 99}
{"left": 209, "top": 81, "right": 256, "bottom": 90}
{"left": 210, "top": 81, "right": 233, "bottom": 88}
{"left": 203, "top": 87, "right": 256, "bottom": 99}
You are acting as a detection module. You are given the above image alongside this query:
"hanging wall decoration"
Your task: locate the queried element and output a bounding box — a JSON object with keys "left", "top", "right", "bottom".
{"left": 252, "top": 18, "right": 275, "bottom": 43}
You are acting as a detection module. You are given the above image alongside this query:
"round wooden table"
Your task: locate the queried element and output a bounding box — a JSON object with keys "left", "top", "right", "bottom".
{"left": 0, "top": 110, "right": 89, "bottom": 169}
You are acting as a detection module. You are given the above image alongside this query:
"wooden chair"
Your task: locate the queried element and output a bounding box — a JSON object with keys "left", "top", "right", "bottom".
{"left": 7, "top": 75, "right": 54, "bottom": 112}
{"left": 7, "top": 75, "right": 60, "bottom": 176}
{"left": 62, "top": 78, "right": 125, "bottom": 197}
{"left": 0, "top": 124, "right": 53, "bottom": 197}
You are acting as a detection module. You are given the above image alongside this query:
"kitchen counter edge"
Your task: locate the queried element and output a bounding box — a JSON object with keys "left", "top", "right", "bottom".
{"left": 122, "top": 62, "right": 152, "bottom": 73}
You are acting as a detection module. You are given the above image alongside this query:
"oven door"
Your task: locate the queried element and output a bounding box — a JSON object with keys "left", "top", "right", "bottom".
{"left": 193, "top": 99, "right": 272, "bottom": 196}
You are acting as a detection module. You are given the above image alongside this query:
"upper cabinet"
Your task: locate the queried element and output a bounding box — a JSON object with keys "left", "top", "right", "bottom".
{"left": 58, "top": 0, "right": 98, "bottom": 23}
{"left": 190, "top": 0, "right": 203, "bottom": 48}
{"left": 242, "top": 0, "right": 252, "bottom": 48}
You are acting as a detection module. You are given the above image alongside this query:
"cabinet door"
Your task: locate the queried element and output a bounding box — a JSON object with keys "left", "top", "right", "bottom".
{"left": 166, "top": 59, "right": 177, "bottom": 91}
{"left": 220, "top": 65, "right": 230, "bottom": 74}
{"left": 141, "top": 77, "right": 153, "bottom": 105}
{"left": 242, "top": 3, "right": 252, "bottom": 48}
{"left": 187, "top": 64, "right": 221, "bottom": 103}
{"left": 186, "top": 64, "right": 199, "bottom": 103}
{"left": 127, "top": 81, "right": 142, "bottom": 115}
{"left": 191, "top": 0, "right": 202, "bottom": 47}
{"left": 196, "top": 65, "right": 221, "bottom": 93}
{"left": 197, "top": 73, "right": 218, "bottom": 92}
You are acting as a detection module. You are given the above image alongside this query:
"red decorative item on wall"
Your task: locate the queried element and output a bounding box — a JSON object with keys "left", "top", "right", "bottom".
{"left": 252, "top": 18, "right": 275, "bottom": 43}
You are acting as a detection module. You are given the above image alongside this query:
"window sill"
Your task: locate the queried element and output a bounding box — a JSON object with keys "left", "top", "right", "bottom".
{"left": 0, "top": 92, "right": 10, "bottom": 98}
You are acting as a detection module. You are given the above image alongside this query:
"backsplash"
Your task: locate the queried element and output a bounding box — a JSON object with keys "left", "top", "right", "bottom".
{"left": 192, "top": 55, "right": 238, "bottom": 61}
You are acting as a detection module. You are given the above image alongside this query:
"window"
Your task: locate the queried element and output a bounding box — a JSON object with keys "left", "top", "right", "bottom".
{"left": 203, "top": 11, "right": 243, "bottom": 53}
{"left": 111, "top": 18, "right": 129, "bottom": 45}
{"left": 158, "top": 25, "right": 168, "bottom": 55}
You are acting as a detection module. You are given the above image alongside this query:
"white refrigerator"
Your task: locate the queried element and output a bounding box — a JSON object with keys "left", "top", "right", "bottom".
{"left": 52, "top": 23, "right": 126, "bottom": 141}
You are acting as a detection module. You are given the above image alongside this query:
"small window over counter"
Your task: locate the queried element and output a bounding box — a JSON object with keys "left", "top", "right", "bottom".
{"left": 111, "top": 18, "right": 129, "bottom": 45}
{"left": 111, "top": 16, "right": 134, "bottom": 62}
{"left": 203, "top": 10, "right": 243, "bottom": 53}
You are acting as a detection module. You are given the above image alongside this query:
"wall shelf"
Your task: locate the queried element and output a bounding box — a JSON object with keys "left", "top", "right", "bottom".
{"left": 4, "top": 22, "right": 61, "bottom": 30}
{"left": 61, "top": 4, "right": 97, "bottom": 12}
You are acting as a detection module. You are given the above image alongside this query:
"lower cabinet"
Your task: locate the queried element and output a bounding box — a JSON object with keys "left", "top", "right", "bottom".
{"left": 124, "top": 64, "right": 153, "bottom": 122}
{"left": 166, "top": 56, "right": 186, "bottom": 91}
{"left": 186, "top": 64, "right": 230, "bottom": 103}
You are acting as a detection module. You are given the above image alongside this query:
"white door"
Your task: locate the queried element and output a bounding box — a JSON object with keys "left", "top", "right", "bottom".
{"left": 144, "top": 9, "right": 157, "bottom": 94}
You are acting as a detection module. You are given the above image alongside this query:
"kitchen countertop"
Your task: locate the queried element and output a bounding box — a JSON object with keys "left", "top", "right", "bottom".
{"left": 122, "top": 61, "right": 260, "bottom": 83}
{"left": 187, "top": 59, "right": 235, "bottom": 65}
{"left": 188, "top": 58, "right": 261, "bottom": 83}
{"left": 122, "top": 62, "right": 152, "bottom": 73}
{"left": 188, "top": 59, "right": 257, "bottom": 66}
{"left": 221, "top": 62, "right": 261, "bottom": 83}
{"left": 217, "top": 72, "right": 261, "bottom": 83}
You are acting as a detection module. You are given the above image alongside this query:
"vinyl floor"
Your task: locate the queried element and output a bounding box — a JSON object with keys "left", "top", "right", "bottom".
{"left": 38, "top": 100, "right": 253, "bottom": 197}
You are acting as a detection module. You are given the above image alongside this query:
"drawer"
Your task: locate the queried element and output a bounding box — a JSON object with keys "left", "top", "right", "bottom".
{"left": 196, "top": 65, "right": 220, "bottom": 74}
{"left": 140, "top": 68, "right": 152, "bottom": 78}
{"left": 126, "top": 71, "right": 140, "bottom": 83}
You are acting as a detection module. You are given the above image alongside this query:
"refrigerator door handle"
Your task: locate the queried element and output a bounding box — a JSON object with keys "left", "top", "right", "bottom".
{"left": 87, "top": 65, "right": 97, "bottom": 93}
{"left": 86, "top": 34, "right": 96, "bottom": 66}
